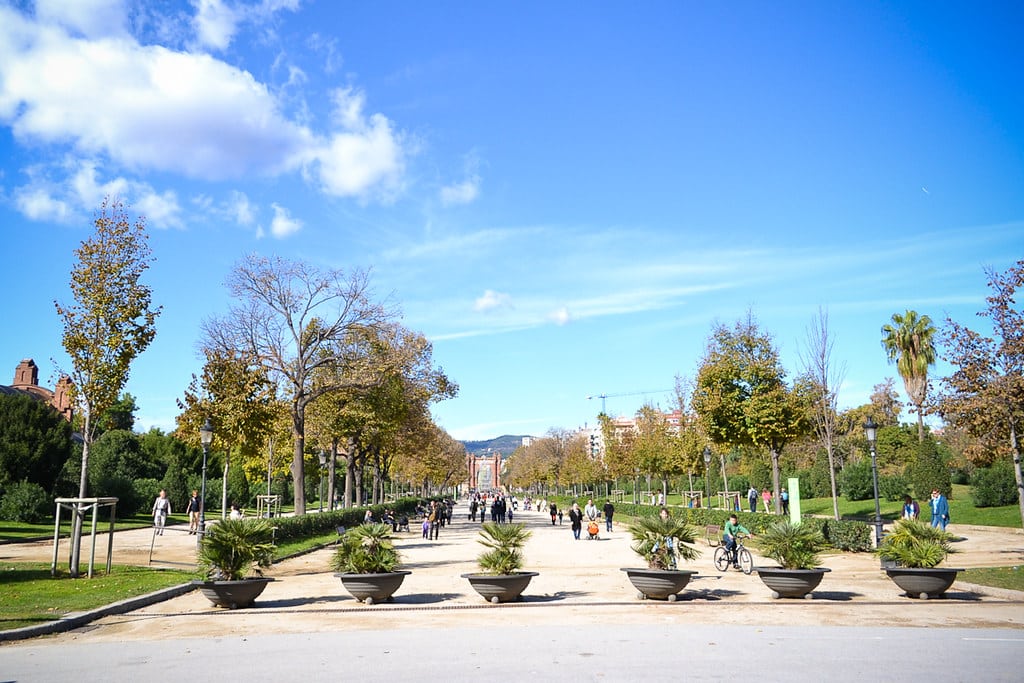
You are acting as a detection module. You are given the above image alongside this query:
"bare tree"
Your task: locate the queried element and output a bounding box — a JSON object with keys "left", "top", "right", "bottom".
{"left": 799, "top": 308, "right": 847, "bottom": 520}
{"left": 204, "top": 255, "right": 391, "bottom": 514}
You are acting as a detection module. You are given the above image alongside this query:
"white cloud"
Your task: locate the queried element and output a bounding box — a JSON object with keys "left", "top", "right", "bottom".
{"left": 440, "top": 151, "right": 482, "bottom": 206}
{"left": 440, "top": 177, "right": 480, "bottom": 206}
{"left": 548, "top": 307, "right": 572, "bottom": 325}
{"left": 227, "top": 190, "right": 256, "bottom": 226}
{"left": 314, "top": 89, "right": 405, "bottom": 198}
{"left": 474, "top": 289, "right": 513, "bottom": 313}
{"left": 269, "top": 202, "right": 301, "bottom": 238}
{"left": 36, "top": 0, "right": 130, "bottom": 39}
{"left": 0, "top": 5, "right": 409, "bottom": 205}
{"left": 192, "top": 0, "right": 239, "bottom": 51}
{"left": 14, "top": 186, "right": 74, "bottom": 223}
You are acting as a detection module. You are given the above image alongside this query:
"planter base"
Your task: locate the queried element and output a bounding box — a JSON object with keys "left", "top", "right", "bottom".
{"left": 620, "top": 568, "right": 697, "bottom": 601}
{"left": 462, "top": 572, "right": 538, "bottom": 603}
{"left": 754, "top": 567, "right": 830, "bottom": 599}
{"left": 335, "top": 571, "right": 411, "bottom": 604}
{"left": 194, "top": 577, "right": 274, "bottom": 609}
{"left": 884, "top": 567, "right": 963, "bottom": 599}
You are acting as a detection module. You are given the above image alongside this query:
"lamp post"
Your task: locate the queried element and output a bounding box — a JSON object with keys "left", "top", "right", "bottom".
{"left": 198, "top": 418, "right": 213, "bottom": 549}
{"left": 318, "top": 450, "right": 327, "bottom": 513}
{"left": 863, "top": 416, "right": 883, "bottom": 547}
{"left": 703, "top": 446, "right": 712, "bottom": 509}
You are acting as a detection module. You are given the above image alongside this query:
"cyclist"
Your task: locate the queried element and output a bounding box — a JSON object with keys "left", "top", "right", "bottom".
{"left": 722, "top": 514, "right": 751, "bottom": 569}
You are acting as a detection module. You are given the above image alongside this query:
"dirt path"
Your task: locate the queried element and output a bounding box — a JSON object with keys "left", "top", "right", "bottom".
{"left": 3, "top": 507, "right": 1023, "bottom": 643}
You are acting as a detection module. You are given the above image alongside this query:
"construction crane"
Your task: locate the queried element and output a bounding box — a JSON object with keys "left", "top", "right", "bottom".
{"left": 586, "top": 389, "right": 671, "bottom": 415}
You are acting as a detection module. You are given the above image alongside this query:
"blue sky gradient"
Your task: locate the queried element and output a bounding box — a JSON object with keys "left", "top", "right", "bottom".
{"left": 1, "top": 1, "right": 1021, "bottom": 440}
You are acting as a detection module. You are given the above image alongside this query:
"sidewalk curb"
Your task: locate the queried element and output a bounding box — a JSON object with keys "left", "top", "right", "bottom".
{"left": 956, "top": 581, "right": 1024, "bottom": 602}
{"left": 0, "top": 582, "right": 197, "bottom": 643}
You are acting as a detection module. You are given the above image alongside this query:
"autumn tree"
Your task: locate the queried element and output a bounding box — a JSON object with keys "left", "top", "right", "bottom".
{"left": 799, "top": 308, "right": 847, "bottom": 520}
{"left": 204, "top": 255, "right": 391, "bottom": 514}
{"left": 692, "top": 314, "right": 808, "bottom": 513}
{"left": 175, "top": 347, "right": 277, "bottom": 516}
{"left": 939, "top": 260, "right": 1024, "bottom": 528}
{"left": 882, "top": 309, "right": 937, "bottom": 442}
{"left": 54, "top": 198, "right": 161, "bottom": 576}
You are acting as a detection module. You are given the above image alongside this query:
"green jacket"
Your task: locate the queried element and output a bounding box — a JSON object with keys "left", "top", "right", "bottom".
{"left": 724, "top": 519, "right": 749, "bottom": 538}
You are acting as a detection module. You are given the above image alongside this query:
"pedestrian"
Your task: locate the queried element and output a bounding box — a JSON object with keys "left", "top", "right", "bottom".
{"left": 761, "top": 488, "right": 771, "bottom": 513}
{"left": 185, "top": 489, "right": 201, "bottom": 535}
{"left": 550, "top": 502, "right": 558, "bottom": 525}
{"left": 747, "top": 485, "right": 758, "bottom": 513}
{"left": 422, "top": 517, "right": 430, "bottom": 539}
{"left": 903, "top": 495, "right": 920, "bottom": 520}
{"left": 584, "top": 499, "right": 599, "bottom": 523}
{"left": 568, "top": 502, "right": 583, "bottom": 540}
{"left": 603, "top": 500, "right": 615, "bottom": 533}
{"left": 151, "top": 489, "right": 171, "bottom": 535}
{"left": 780, "top": 487, "right": 790, "bottom": 516}
{"left": 558, "top": 509, "right": 563, "bottom": 525}
{"left": 229, "top": 503, "right": 243, "bottom": 519}
{"left": 429, "top": 501, "right": 441, "bottom": 540}
{"left": 929, "top": 489, "right": 950, "bottom": 530}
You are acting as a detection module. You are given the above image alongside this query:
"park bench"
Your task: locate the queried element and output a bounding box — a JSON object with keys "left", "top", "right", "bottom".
{"left": 705, "top": 524, "right": 721, "bottom": 547}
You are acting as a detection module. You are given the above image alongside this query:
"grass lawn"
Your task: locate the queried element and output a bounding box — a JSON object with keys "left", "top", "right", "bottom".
{"left": 0, "top": 562, "right": 197, "bottom": 631}
{"left": 0, "top": 513, "right": 196, "bottom": 543}
{"left": 962, "top": 566, "right": 1024, "bottom": 593}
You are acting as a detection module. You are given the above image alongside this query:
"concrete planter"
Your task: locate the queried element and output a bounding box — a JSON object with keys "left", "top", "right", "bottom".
{"left": 884, "top": 567, "right": 963, "bottom": 599}
{"left": 620, "top": 568, "right": 698, "bottom": 601}
{"left": 194, "top": 577, "right": 274, "bottom": 609}
{"left": 462, "top": 572, "right": 538, "bottom": 603}
{"left": 754, "top": 567, "right": 830, "bottom": 599}
{"left": 335, "top": 571, "right": 411, "bottom": 605}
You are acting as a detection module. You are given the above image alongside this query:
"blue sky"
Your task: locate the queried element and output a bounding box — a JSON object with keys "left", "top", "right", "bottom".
{"left": 0, "top": 0, "right": 1021, "bottom": 441}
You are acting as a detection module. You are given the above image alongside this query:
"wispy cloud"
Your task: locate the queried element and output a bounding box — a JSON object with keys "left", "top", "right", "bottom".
{"left": 474, "top": 289, "right": 513, "bottom": 313}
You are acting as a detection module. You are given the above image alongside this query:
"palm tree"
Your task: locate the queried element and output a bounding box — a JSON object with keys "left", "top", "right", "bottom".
{"left": 881, "top": 310, "right": 937, "bottom": 442}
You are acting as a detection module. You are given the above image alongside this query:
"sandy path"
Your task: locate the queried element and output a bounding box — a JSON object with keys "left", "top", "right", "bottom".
{"left": 3, "top": 506, "right": 1023, "bottom": 643}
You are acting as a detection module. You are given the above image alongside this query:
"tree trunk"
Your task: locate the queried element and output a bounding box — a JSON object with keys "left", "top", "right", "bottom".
{"left": 916, "top": 407, "right": 925, "bottom": 443}
{"left": 770, "top": 447, "right": 781, "bottom": 514}
{"left": 221, "top": 455, "right": 229, "bottom": 520}
{"left": 327, "top": 441, "right": 337, "bottom": 510}
{"left": 826, "top": 438, "right": 840, "bottom": 521}
{"left": 69, "top": 414, "right": 93, "bottom": 577}
{"left": 291, "top": 408, "right": 306, "bottom": 515}
{"left": 344, "top": 452, "right": 355, "bottom": 508}
{"left": 1010, "top": 422, "right": 1024, "bottom": 533}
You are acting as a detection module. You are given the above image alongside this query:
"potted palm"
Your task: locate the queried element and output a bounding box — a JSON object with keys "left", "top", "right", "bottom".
{"left": 331, "top": 523, "right": 410, "bottom": 605}
{"left": 753, "top": 520, "right": 830, "bottom": 599}
{"left": 195, "top": 518, "right": 276, "bottom": 608}
{"left": 876, "top": 518, "right": 962, "bottom": 599}
{"left": 462, "top": 522, "right": 537, "bottom": 603}
{"left": 620, "top": 513, "right": 701, "bottom": 601}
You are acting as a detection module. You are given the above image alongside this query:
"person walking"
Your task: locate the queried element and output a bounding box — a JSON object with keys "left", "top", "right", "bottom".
{"left": 549, "top": 502, "right": 558, "bottom": 526}
{"left": 602, "top": 500, "right": 615, "bottom": 533}
{"left": 780, "top": 487, "right": 790, "bottom": 516}
{"left": 584, "top": 499, "right": 599, "bottom": 523}
{"left": 930, "top": 489, "right": 950, "bottom": 530}
{"left": 568, "top": 502, "right": 583, "bottom": 540}
{"left": 761, "top": 488, "right": 772, "bottom": 513}
{"left": 185, "top": 489, "right": 201, "bottom": 535}
{"left": 152, "top": 490, "right": 171, "bottom": 535}
{"left": 903, "top": 495, "right": 920, "bottom": 520}
{"left": 747, "top": 486, "right": 758, "bottom": 513}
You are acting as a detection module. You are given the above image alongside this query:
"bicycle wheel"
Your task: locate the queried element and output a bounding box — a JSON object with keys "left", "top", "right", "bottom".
{"left": 713, "top": 546, "right": 731, "bottom": 572}
{"left": 738, "top": 547, "right": 754, "bottom": 575}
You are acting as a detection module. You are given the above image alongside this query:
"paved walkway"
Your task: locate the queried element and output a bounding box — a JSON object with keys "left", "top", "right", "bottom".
{"left": 3, "top": 504, "right": 1023, "bottom": 644}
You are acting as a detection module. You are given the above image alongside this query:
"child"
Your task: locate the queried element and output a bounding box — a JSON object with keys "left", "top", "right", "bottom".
{"left": 422, "top": 518, "right": 430, "bottom": 539}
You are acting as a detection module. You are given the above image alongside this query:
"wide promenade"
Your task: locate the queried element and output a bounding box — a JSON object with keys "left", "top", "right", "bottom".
{"left": 2, "top": 502, "right": 1023, "bottom": 680}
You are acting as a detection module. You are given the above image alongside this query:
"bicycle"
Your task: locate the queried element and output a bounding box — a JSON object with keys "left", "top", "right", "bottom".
{"left": 713, "top": 533, "right": 753, "bottom": 574}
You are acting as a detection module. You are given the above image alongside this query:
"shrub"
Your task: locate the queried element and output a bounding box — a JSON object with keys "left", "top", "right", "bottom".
{"left": 757, "top": 520, "right": 827, "bottom": 569}
{"left": 331, "top": 523, "right": 401, "bottom": 574}
{"left": 879, "top": 473, "right": 909, "bottom": 502}
{"left": 821, "top": 518, "right": 873, "bottom": 552}
{"left": 475, "top": 522, "right": 532, "bottom": 575}
{"left": 876, "top": 518, "right": 956, "bottom": 568}
{"left": 0, "top": 480, "right": 51, "bottom": 523}
{"left": 971, "top": 462, "right": 1017, "bottom": 507}
{"left": 840, "top": 459, "right": 874, "bottom": 501}
{"left": 908, "top": 438, "right": 951, "bottom": 499}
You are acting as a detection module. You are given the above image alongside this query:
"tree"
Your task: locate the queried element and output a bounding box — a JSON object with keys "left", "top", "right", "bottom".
{"left": 799, "top": 308, "right": 847, "bottom": 520}
{"left": 938, "top": 260, "right": 1024, "bottom": 529}
{"left": 0, "top": 392, "right": 73, "bottom": 494}
{"left": 54, "top": 197, "right": 161, "bottom": 576}
{"left": 882, "top": 310, "right": 937, "bottom": 442}
{"left": 869, "top": 378, "right": 904, "bottom": 427}
{"left": 692, "top": 314, "right": 808, "bottom": 513}
{"left": 176, "top": 347, "right": 277, "bottom": 518}
{"left": 204, "top": 255, "right": 391, "bottom": 514}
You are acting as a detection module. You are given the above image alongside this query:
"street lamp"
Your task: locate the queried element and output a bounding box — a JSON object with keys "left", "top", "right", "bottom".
{"left": 703, "top": 446, "right": 712, "bottom": 509}
{"left": 863, "top": 416, "right": 883, "bottom": 547}
{"left": 318, "top": 450, "right": 327, "bottom": 514}
{"left": 198, "top": 418, "right": 213, "bottom": 549}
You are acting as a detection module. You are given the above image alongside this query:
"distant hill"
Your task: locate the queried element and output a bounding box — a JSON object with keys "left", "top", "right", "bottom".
{"left": 461, "top": 434, "right": 532, "bottom": 457}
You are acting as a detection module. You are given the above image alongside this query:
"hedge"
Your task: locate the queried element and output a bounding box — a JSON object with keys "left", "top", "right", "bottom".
{"left": 269, "top": 498, "right": 421, "bottom": 543}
